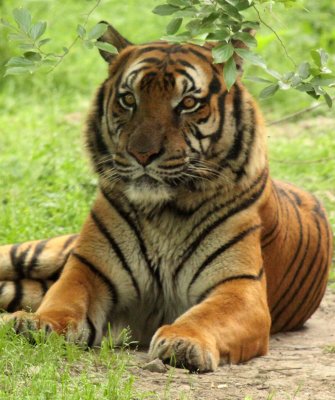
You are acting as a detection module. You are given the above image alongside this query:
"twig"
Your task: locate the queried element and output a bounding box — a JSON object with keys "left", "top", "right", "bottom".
{"left": 267, "top": 96, "right": 335, "bottom": 126}
{"left": 48, "top": 0, "right": 102, "bottom": 72}
{"left": 253, "top": 4, "right": 297, "bottom": 68}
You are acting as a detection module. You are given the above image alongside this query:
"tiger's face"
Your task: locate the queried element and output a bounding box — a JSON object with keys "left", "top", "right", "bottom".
{"left": 87, "top": 26, "right": 263, "bottom": 205}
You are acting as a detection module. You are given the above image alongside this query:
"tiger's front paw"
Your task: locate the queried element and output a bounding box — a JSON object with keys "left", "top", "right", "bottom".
{"left": 0, "top": 311, "right": 55, "bottom": 339}
{"left": 149, "top": 325, "right": 219, "bottom": 372}
{"left": 1, "top": 310, "right": 80, "bottom": 341}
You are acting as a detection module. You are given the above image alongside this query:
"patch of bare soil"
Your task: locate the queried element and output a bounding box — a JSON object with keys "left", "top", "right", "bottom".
{"left": 129, "top": 289, "right": 335, "bottom": 400}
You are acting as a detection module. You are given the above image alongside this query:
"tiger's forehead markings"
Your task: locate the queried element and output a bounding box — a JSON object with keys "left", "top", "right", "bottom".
{"left": 118, "top": 47, "right": 211, "bottom": 96}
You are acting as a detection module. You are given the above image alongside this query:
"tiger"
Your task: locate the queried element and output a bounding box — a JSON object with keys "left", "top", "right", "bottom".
{"left": 0, "top": 23, "right": 332, "bottom": 373}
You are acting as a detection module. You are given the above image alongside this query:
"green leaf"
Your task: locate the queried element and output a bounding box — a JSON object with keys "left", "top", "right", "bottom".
{"left": 19, "top": 43, "right": 36, "bottom": 51}
{"left": 217, "top": 2, "right": 242, "bottom": 21}
{"left": 83, "top": 40, "right": 94, "bottom": 49}
{"left": 161, "top": 32, "right": 191, "bottom": 42}
{"left": 8, "top": 33, "right": 26, "bottom": 41}
{"left": 185, "top": 19, "right": 202, "bottom": 35}
{"left": 297, "top": 62, "right": 310, "bottom": 80}
{"left": 167, "top": 0, "right": 189, "bottom": 6}
{"left": 309, "top": 74, "right": 335, "bottom": 87}
{"left": 38, "top": 38, "right": 51, "bottom": 47}
{"left": 311, "top": 49, "right": 329, "bottom": 67}
{"left": 311, "top": 49, "right": 321, "bottom": 68}
{"left": 6, "top": 56, "right": 35, "bottom": 67}
{"left": 174, "top": 8, "right": 198, "bottom": 17}
{"left": 207, "top": 29, "right": 230, "bottom": 41}
{"left": 234, "top": 48, "right": 266, "bottom": 68}
{"left": 4, "top": 66, "right": 35, "bottom": 76}
{"left": 30, "top": 21, "right": 47, "bottom": 41}
{"left": 201, "top": 12, "right": 220, "bottom": 28}
{"left": 233, "top": 32, "right": 257, "bottom": 47}
{"left": 306, "top": 90, "right": 320, "bottom": 100}
{"left": 166, "top": 18, "right": 183, "bottom": 35}
{"left": 13, "top": 8, "right": 32, "bottom": 33}
{"left": 323, "top": 92, "right": 333, "bottom": 108}
{"left": 77, "top": 24, "right": 86, "bottom": 39}
{"left": 152, "top": 4, "right": 180, "bottom": 16}
{"left": 259, "top": 83, "right": 279, "bottom": 98}
{"left": 24, "top": 51, "right": 42, "bottom": 62}
{"left": 233, "top": 0, "right": 253, "bottom": 11}
{"left": 242, "top": 20, "right": 260, "bottom": 30}
{"left": 223, "top": 57, "right": 238, "bottom": 91}
{"left": 0, "top": 18, "right": 16, "bottom": 29}
{"left": 212, "top": 43, "right": 234, "bottom": 63}
{"left": 94, "top": 41, "right": 118, "bottom": 54}
{"left": 87, "top": 23, "right": 108, "bottom": 41}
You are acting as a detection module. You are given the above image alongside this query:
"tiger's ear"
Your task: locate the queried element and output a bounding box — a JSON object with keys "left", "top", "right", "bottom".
{"left": 98, "top": 22, "right": 133, "bottom": 63}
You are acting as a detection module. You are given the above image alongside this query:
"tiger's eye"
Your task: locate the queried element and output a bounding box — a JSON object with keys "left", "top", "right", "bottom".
{"left": 122, "top": 93, "right": 136, "bottom": 107}
{"left": 182, "top": 96, "right": 197, "bottom": 109}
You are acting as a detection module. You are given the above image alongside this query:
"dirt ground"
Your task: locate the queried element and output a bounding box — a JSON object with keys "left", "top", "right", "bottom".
{"left": 129, "top": 289, "right": 335, "bottom": 400}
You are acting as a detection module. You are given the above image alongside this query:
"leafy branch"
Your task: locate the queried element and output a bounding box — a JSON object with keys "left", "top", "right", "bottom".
{"left": 153, "top": 0, "right": 335, "bottom": 107}
{"left": 0, "top": 1, "right": 117, "bottom": 75}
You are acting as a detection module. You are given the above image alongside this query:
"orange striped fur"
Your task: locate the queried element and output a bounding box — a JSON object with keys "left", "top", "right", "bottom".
{"left": 0, "top": 24, "right": 332, "bottom": 372}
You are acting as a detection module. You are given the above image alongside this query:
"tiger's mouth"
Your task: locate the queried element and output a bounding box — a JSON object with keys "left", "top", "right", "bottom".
{"left": 124, "top": 173, "right": 174, "bottom": 204}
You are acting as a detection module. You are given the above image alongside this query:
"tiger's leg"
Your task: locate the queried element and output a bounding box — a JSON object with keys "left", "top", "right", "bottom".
{"left": 149, "top": 227, "right": 271, "bottom": 372}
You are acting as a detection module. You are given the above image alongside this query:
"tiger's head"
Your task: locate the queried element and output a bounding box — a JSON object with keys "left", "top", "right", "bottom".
{"left": 86, "top": 23, "right": 267, "bottom": 205}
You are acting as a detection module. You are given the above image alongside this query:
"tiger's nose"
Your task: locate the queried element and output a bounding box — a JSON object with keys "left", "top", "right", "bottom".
{"left": 127, "top": 148, "right": 162, "bottom": 166}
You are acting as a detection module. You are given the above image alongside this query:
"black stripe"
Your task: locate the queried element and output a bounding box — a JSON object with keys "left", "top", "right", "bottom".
{"left": 90, "top": 211, "right": 141, "bottom": 299}
{"left": 276, "top": 216, "right": 328, "bottom": 330}
{"left": 281, "top": 253, "right": 325, "bottom": 331}
{"left": 62, "top": 235, "right": 78, "bottom": 251}
{"left": 188, "top": 224, "right": 261, "bottom": 292}
{"left": 96, "top": 82, "right": 107, "bottom": 118}
{"left": 271, "top": 190, "right": 304, "bottom": 295}
{"left": 87, "top": 117, "right": 109, "bottom": 166}
{"left": 0, "top": 282, "right": 5, "bottom": 297}
{"left": 27, "top": 239, "right": 50, "bottom": 277}
{"left": 177, "top": 60, "right": 196, "bottom": 70}
{"left": 173, "top": 169, "right": 267, "bottom": 281}
{"left": 198, "top": 268, "right": 264, "bottom": 303}
{"left": 188, "top": 47, "right": 211, "bottom": 63}
{"left": 38, "top": 279, "right": 49, "bottom": 295}
{"left": 185, "top": 168, "right": 267, "bottom": 241}
{"left": 72, "top": 252, "right": 118, "bottom": 304}
{"left": 211, "top": 91, "right": 227, "bottom": 142}
{"left": 86, "top": 317, "right": 96, "bottom": 347}
{"left": 101, "top": 188, "right": 162, "bottom": 289}
{"left": 136, "top": 46, "right": 167, "bottom": 56}
{"left": 7, "top": 281, "right": 23, "bottom": 312}
{"left": 138, "top": 57, "right": 162, "bottom": 65}
{"left": 234, "top": 107, "right": 256, "bottom": 180}
{"left": 175, "top": 68, "right": 196, "bottom": 91}
{"left": 226, "top": 84, "right": 243, "bottom": 160}
{"left": 10, "top": 244, "right": 28, "bottom": 279}
{"left": 288, "top": 189, "right": 302, "bottom": 206}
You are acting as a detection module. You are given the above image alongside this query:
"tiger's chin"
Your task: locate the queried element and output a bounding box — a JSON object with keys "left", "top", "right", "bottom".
{"left": 124, "top": 177, "right": 174, "bottom": 205}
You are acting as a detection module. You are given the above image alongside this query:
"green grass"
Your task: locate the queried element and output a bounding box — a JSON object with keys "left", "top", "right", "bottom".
{"left": 0, "top": 0, "right": 334, "bottom": 398}
{"left": 0, "top": 324, "right": 153, "bottom": 400}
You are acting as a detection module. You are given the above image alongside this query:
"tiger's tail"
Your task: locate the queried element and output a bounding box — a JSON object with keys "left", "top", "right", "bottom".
{"left": 0, "top": 234, "right": 78, "bottom": 312}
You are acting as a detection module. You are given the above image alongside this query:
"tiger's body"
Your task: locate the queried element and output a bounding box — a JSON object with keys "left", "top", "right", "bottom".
{"left": 0, "top": 24, "right": 332, "bottom": 371}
